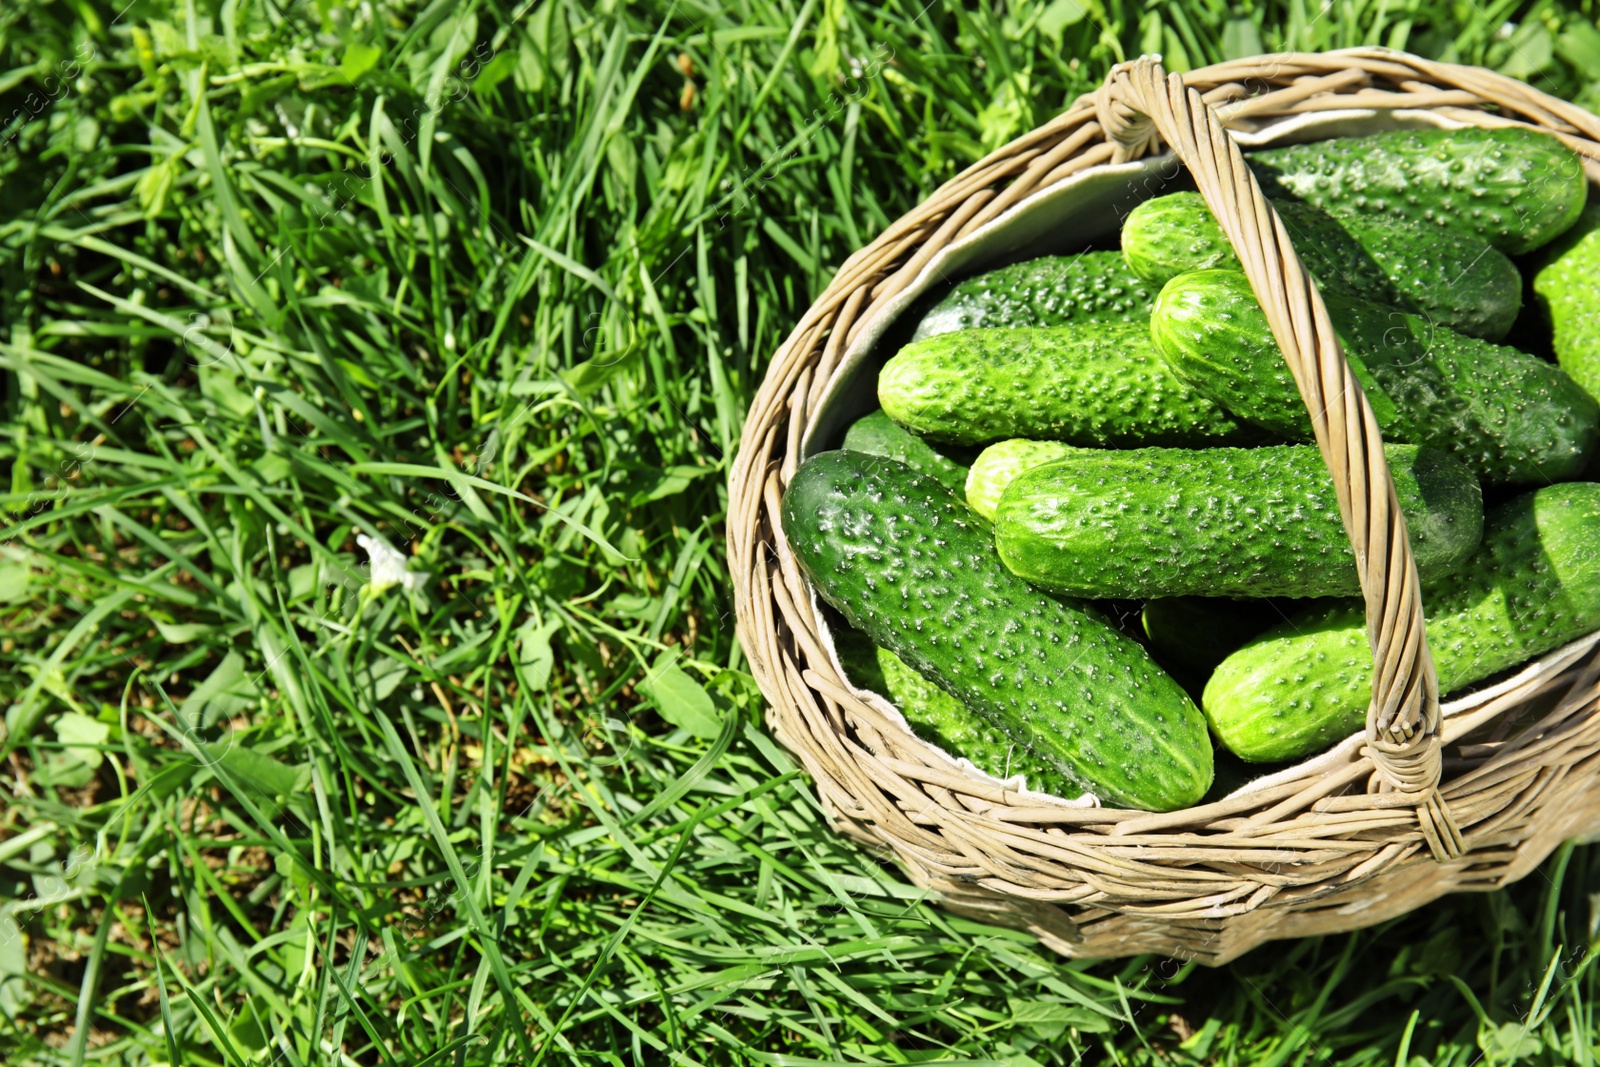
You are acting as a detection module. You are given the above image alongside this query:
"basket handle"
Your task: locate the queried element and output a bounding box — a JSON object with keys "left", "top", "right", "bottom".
{"left": 1095, "top": 57, "right": 1463, "bottom": 861}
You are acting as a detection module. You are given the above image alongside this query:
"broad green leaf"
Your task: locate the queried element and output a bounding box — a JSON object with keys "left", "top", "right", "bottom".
{"left": 473, "top": 49, "right": 518, "bottom": 96}
{"left": 516, "top": 617, "right": 561, "bottom": 690}
{"left": 1038, "top": 0, "right": 1088, "bottom": 41}
{"left": 178, "top": 651, "right": 260, "bottom": 729}
{"left": 635, "top": 464, "right": 714, "bottom": 505}
{"left": 356, "top": 654, "right": 410, "bottom": 701}
{"left": 977, "top": 73, "right": 1030, "bottom": 152}
{"left": 0, "top": 912, "right": 29, "bottom": 1020}
{"left": 1222, "top": 18, "right": 1264, "bottom": 60}
{"left": 561, "top": 347, "right": 638, "bottom": 396}
{"left": 0, "top": 560, "right": 29, "bottom": 603}
{"left": 525, "top": 0, "right": 569, "bottom": 83}
{"left": 202, "top": 741, "right": 311, "bottom": 801}
{"left": 198, "top": 363, "right": 254, "bottom": 418}
{"left": 54, "top": 712, "right": 110, "bottom": 771}
{"left": 1008, "top": 999, "right": 1117, "bottom": 1037}
{"left": 252, "top": 452, "right": 292, "bottom": 484}
{"left": 1557, "top": 21, "right": 1600, "bottom": 79}
{"left": 640, "top": 654, "right": 721, "bottom": 739}
{"left": 1140, "top": 13, "right": 1164, "bottom": 58}
{"left": 228, "top": 999, "right": 270, "bottom": 1053}
{"left": 609, "top": 593, "right": 656, "bottom": 618}
{"left": 515, "top": 37, "right": 546, "bottom": 94}
{"left": 36, "top": 751, "right": 97, "bottom": 789}
{"left": 808, "top": 0, "right": 845, "bottom": 77}
{"left": 156, "top": 620, "right": 210, "bottom": 644}
{"left": 1497, "top": 21, "right": 1554, "bottom": 78}
{"left": 1481, "top": 1020, "right": 1542, "bottom": 1060}
{"left": 341, "top": 42, "right": 383, "bottom": 82}
{"left": 1163, "top": 26, "right": 1192, "bottom": 72}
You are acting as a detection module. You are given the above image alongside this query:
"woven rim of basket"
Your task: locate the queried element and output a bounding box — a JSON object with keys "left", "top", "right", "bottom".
{"left": 728, "top": 48, "right": 1600, "bottom": 905}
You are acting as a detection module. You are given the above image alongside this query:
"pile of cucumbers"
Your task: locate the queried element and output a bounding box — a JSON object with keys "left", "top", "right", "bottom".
{"left": 783, "top": 125, "right": 1600, "bottom": 813}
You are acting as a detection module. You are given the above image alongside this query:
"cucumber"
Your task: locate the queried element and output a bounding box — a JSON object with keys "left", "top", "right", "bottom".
{"left": 965, "top": 439, "right": 1080, "bottom": 521}
{"left": 831, "top": 627, "right": 1082, "bottom": 796}
{"left": 1246, "top": 126, "right": 1586, "bottom": 255}
{"left": 993, "top": 443, "right": 1482, "bottom": 599}
{"left": 1533, "top": 203, "right": 1600, "bottom": 403}
{"left": 911, "top": 251, "right": 1156, "bottom": 340}
{"left": 1122, "top": 191, "right": 1521, "bottom": 340}
{"left": 1150, "top": 269, "right": 1600, "bottom": 485}
{"left": 1204, "top": 482, "right": 1600, "bottom": 763}
{"left": 1142, "top": 597, "right": 1285, "bottom": 677}
{"left": 879, "top": 321, "right": 1265, "bottom": 448}
{"left": 782, "top": 450, "right": 1213, "bottom": 810}
{"left": 842, "top": 410, "right": 973, "bottom": 495}
{"left": 832, "top": 623, "right": 890, "bottom": 690}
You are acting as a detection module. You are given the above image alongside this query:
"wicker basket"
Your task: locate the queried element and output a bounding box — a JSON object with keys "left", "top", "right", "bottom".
{"left": 727, "top": 47, "right": 1600, "bottom": 964}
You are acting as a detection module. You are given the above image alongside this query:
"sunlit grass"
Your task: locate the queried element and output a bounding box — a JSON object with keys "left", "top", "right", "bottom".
{"left": 3, "top": 0, "right": 1600, "bottom": 1062}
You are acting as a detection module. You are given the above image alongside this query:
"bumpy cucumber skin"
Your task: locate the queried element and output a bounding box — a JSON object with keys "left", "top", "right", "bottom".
{"left": 1122, "top": 194, "right": 1239, "bottom": 286}
{"left": 1247, "top": 126, "right": 1586, "bottom": 254}
{"left": 911, "top": 252, "right": 1155, "bottom": 341}
{"left": 1151, "top": 270, "right": 1600, "bottom": 484}
{"left": 830, "top": 628, "right": 1081, "bottom": 791}
{"left": 879, "top": 321, "right": 1262, "bottom": 448}
{"left": 1122, "top": 191, "right": 1521, "bottom": 340}
{"left": 965, "top": 439, "right": 1082, "bottom": 521}
{"left": 873, "top": 648, "right": 1013, "bottom": 774}
{"left": 1533, "top": 204, "right": 1600, "bottom": 403}
{"left": 1150, "top": 270, "right": 1395, "bottom": 441}
{"left": 1204, "top": 482, "right": 1600, "bottom": 762}
{"left": 993, "top": 444, "right": 1482, "bottom": 599}
{"left": 842, "top": 410, "right": 972, "bottom": 495}
{"left": 782, "top": 451, "right": 1213, "bottom": 810}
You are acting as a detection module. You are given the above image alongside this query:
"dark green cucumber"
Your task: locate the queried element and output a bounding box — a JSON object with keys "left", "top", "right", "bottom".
{"left": 993, "top": 444, "right": 1482, "bottom": 599}
{"left": 832, "top": 627, "right": 1082, "bottom": 796}
{"left": 879, "top": 321, "right": 1264, "bottom": 448}
{"left": 910, "top": 251, "right": 1156, "bottom": 340}
{"left": 1151, "top": 269, "right": 1599, "bottom": 484}
{"left": 1143, "top": 597, "right": 1291, "bottom": 678}
{"left": 842, "top": 410, "right": 973, "bottom": 495}
{"left": 1533, "top": 203, "right": 1600, "bottom": 403}
{"left": 965, "top": 439, "right": 1081, "bottom": 520}
{"left": 1122, "top": 191, "right": 1521, "bottom": 340}
{"left": 1247, "top": 126, "right": 1586, "bottom": 254}
{"left": 783, "top": 451, "right": 1213, "bottom": 810}
{"left": 832, "top": 623, "right": 889, "bottom": 691}
{"left": 1205, "top": 482, "right": 1600, "bottom": 763}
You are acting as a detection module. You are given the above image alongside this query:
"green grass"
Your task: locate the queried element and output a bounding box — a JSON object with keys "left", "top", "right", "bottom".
{"left": 4, "top": 0, "right": 1600, "bottom": 1063}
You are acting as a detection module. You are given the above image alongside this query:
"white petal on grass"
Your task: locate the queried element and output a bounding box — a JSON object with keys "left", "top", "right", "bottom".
{"left": 357, "top": 533, "right": 428, "bottom": 595}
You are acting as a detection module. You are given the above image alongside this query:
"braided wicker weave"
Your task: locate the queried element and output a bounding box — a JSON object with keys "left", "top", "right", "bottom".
{"left": 727, "top": 47, "right": 1600, "bottom": 964}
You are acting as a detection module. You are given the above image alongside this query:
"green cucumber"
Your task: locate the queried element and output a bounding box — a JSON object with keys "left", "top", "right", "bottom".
{"left": 842, "top": 410, "right": 972, "bottom": 495}
{"left": 911, "top": 251, "right": 1156, "bottom": 340}
{"left": 1247, "top": 125, "right": 1586, "bottom": 254}
{"left": 1205, "top": 482, "right": 1600, "bottom": 763}
{"left": 783, "top": 450, "right": 1213, "bottom": 810}
{"left": 1143, "top": 597, "right": 1287, "bottom": 677}
{"left": 832, "top": 623, "right": 890, "bottom": 691}
{"left": 1122, "top": 191, "right": 1521, "bottom": 340}
{"left": 879, "top": 321, "right": 1265, "bottom": 448}
{"left": 965, "top": 439, "right": 1081, "bottom": 521}
{"left": 1151, "top": 269, "right": 1600, "bottom": 485}
{"left": 1533, "top": 203, "right": 1600, "bottom": 403}
{"left": 993, "top": 444, "right": 1482, "bottom": 599}
{"left": 832, "top": 627, "right": 1082, "bottom": 796}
